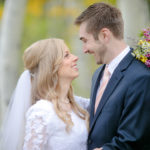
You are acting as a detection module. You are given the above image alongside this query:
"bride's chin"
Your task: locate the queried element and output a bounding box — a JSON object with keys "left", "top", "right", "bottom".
{"left": 75, "top": 72, "right": 79, "bottom": 78}
{"left": 71, "top": 74, "right": 79, "bottom": 80}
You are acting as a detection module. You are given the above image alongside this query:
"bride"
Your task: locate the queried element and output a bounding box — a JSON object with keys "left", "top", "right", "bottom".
{"left": 1, "top": 38, "right": 89, "bottom": 150}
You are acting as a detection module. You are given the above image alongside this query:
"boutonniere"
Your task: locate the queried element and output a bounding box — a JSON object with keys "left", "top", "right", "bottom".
{"left": 132, "top": 27, "right": 150, "bottom": 68}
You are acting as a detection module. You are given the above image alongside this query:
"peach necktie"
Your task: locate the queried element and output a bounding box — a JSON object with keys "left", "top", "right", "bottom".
{"left": 94, "top": 66, "right": 110, "bottom": 114}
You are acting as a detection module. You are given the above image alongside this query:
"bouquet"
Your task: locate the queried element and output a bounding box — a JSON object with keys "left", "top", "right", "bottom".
{"left": 132, "top": 27, "right": 150, "bottom": 68}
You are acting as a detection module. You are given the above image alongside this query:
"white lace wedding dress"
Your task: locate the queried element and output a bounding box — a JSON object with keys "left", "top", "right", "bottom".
{"left": 23, "top": 96, "right": 89, "bottom": 150}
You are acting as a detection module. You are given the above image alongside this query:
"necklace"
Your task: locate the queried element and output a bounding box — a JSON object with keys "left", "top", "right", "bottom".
{"left": 60, "top": 98, "right": 70, "bottom": 104}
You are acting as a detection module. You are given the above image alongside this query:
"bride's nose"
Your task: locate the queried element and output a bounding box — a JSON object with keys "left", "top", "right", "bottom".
{"left": 73, "top": 55, "right": 78, "bottom": 61}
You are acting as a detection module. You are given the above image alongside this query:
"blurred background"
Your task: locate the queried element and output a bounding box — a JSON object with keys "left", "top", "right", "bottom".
{"left": 0, "top": 0, "right": 150, "bottom": 126}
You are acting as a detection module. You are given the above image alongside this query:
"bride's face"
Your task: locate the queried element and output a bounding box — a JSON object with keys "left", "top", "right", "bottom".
{"left": 58, "top": 48, "right": 79, "bottom": 81}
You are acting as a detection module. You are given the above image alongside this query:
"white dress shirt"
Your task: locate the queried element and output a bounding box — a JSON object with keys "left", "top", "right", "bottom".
{"left": 97, "top": 46, "right": 130, "bottom": 94}
{"left": 107, "top": 46, "right": 130, "bottom": 77}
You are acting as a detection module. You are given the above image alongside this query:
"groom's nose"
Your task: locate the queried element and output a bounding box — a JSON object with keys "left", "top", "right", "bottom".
{"left": 83, "top": 45, "right": 89, "bottom": 53}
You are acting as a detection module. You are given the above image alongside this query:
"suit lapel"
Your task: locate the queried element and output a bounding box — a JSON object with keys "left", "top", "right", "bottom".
{"left": 90, "top": 69, "right": 123, "bottom": 131}
{"left": 89, "top": 65, "right": 105, "bottom": 126}
{"left": 89, "top": 50, "right": 135, "bottom": 133}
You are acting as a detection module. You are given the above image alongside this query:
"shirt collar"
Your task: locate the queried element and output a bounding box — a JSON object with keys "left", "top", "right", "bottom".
{"left": 107, "top": 46, "right": 130, "bottom": 75}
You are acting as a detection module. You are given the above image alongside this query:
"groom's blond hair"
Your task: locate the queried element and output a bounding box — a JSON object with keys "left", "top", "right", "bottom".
{"left": 23, "top": 38, "right": 89, "bottom": 131}
{"left": 75, "top": 2, "right": 124, "bottom": 40}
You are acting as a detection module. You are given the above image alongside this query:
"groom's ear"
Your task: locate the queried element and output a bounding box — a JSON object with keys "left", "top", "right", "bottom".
{"left": 98, "top": 28, "right": 110, "bottom": 43}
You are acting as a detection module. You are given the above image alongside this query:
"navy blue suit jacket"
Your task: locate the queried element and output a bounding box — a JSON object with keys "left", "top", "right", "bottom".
{"left": 88, "top": 51, "right": 150, "bottom": 150}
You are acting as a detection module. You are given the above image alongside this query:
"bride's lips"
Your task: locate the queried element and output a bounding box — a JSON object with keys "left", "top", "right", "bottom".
{"left": 72, "top": 64, "right": 78, "bottom": 71}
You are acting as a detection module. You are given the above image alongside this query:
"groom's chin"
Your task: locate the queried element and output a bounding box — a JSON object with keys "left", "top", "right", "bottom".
{"left": 96, "top": 60, "right": 102, "bottom": 65}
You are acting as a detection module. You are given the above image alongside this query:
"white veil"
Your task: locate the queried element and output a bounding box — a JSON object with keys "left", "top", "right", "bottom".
{"left": 1, "top": 70, "right": 32, "bottom": 150}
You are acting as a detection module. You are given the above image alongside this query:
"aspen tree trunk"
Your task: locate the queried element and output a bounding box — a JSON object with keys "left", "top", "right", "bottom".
{"left": 0, "top": 0, "right": 27, "bottom": 125}
{"left": 117, "top": 0, "right": 150, "bottom": 46}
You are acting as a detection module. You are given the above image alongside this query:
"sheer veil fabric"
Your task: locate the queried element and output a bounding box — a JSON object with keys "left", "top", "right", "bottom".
{"left": 1, "top": 70, "right": 32, "bottom": 150}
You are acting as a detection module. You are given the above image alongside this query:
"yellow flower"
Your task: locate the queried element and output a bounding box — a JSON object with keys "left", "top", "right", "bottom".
{"left": 138, "top": 40, "right": 144, "bottom": 45}
{"left": 140, "top": 55, "right": 147, "bottom": 63}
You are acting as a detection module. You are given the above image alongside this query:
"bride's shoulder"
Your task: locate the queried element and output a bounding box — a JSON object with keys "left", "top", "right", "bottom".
{"left": 34, "top": 99, "right": 52, "bottom": 108}
{"left": 26, "top": 99, "right": 54, "bottom": 116}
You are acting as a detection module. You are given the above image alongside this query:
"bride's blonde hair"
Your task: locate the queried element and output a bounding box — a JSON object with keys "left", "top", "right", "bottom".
{"left": 23, "top": 38, "right": 89, "bottom": 131}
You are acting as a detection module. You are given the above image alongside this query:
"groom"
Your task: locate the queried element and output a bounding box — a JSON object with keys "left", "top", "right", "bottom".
{"left": 75, "top": 2, "right": 150, "bottom": 150}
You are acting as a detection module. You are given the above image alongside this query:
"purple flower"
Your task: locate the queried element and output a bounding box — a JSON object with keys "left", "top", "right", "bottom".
{"left": 144, "top": 33, "right": 149, "bottom": 37}
{"left": 143, "top": 28, "right": 150, "bottom": 39}
{"left": 145, "top": 38, "right": 150, "bottom": 42}
{"left": 145, "top": 60, "right": 150, "bottom": 68}
{"left": 145, "top": 53, "right": 150, "bottom": 58}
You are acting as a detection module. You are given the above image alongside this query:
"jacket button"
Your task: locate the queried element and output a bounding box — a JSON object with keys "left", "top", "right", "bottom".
{"left": 88, "top": 139, "right": 92, "bottom": 144}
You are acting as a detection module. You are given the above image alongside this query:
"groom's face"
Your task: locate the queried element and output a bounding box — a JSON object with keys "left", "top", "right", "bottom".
{"left": 79, "top": 22, "right": 107, "bottom": 64}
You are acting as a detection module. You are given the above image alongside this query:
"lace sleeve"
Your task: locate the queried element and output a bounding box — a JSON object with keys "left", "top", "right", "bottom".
{"left": 74, "top": 96, "right": 90, "bottom": 112}
{"left": 23, "top": 102, "right": 51, "bottom": 150}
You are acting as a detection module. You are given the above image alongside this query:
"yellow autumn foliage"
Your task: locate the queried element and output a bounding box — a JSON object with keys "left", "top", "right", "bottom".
{"left": 0, "top": 0, "right": 116, "bottom": 19}
{"left": 0, "top": 5, "right": 3, "bottom": 19}
{"left": 27, "top": 0, "right": 47, "bottom": 16}
{"left": 49, "top": 6, "right": 80, "bottom": 17}
{"left": 84, "top": 0, "right": 116, "bottom": 6}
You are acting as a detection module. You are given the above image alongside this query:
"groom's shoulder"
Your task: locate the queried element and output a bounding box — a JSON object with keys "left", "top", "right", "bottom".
{"left": 127, "top": 58, "right": 150, "bottom": 78}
